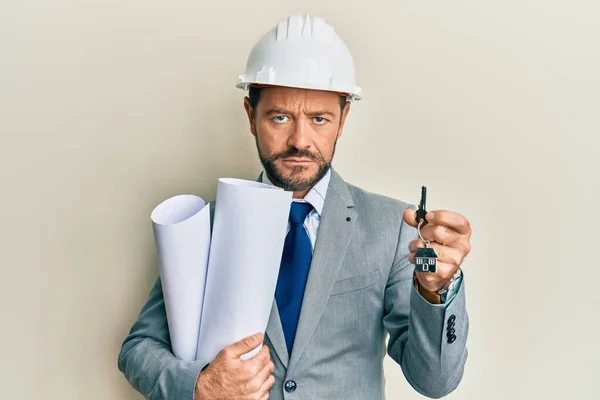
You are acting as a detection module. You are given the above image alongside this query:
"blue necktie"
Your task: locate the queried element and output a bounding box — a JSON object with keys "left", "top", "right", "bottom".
{"left": 275, "top": 202, "right": 314, "bottom": 356}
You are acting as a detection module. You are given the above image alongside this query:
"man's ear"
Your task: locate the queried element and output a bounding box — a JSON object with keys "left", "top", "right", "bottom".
{"left": 337, "top": 101, "right": 351, "bottom": 139}
{"left": 243, "top": 97, "right": 257, "bottom": 136}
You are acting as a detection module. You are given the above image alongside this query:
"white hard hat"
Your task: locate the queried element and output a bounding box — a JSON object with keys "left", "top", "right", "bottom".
{"left": 237, "top": 15, "right": 362, "bottom": 101}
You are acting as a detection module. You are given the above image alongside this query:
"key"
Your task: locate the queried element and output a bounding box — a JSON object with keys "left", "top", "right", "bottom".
{"left": 414, "top": 185, "right": 437, "bottom": 273}
{"left": 415, "top": 186, "right": 428, "bottom": 226}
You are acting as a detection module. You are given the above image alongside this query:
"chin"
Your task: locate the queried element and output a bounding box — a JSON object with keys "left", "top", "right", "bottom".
{"left": 281, "top": 164, "right": 316, "bottom": 178}
{"left": 273, "top": 162, "right": 322, "bottom": 191}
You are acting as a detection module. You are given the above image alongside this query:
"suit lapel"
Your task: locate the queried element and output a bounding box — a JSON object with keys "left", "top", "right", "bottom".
{"left": 265, "top": 299, "right": 289, "bottom": 367}
{"left": 288, "top": 169, "right": 357, "bottom": 369}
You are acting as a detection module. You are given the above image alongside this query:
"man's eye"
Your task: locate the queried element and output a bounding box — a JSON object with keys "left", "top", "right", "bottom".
{"left": 314, "top": 117, "right": 326, "bottom": 125}
{"left": 273, "top": 115, "right": 288, "bottom": 123}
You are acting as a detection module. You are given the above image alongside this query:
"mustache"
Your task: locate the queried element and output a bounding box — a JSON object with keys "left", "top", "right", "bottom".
{"left": 270, "top": 148, "right": 323, "bottom": 162}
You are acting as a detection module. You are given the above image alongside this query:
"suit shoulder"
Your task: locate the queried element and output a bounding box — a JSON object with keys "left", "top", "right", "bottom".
{"left": 345, "top": 182, "right": 417, "bottom": 216}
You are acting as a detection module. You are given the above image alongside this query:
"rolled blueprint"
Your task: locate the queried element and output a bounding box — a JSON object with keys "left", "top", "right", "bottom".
{"left": 196, "top": 178, "right": 292, "bottom": 364}
{"left": 151, "top": 195, "right": 211, "bottom": 362}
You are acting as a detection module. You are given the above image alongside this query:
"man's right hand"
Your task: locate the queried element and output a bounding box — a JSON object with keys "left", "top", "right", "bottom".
{"left": 195, "top": 332, "right": 275, "bottom": 400}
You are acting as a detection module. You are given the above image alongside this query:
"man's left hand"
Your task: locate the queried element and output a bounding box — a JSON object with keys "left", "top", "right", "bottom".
{"left": 402, "top": 208, "right": 472, "bottom": 294}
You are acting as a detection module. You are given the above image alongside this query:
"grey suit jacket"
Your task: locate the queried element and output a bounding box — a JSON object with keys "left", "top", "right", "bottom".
{"left": 118, "top": 169, "right": 469, "bottom": 399}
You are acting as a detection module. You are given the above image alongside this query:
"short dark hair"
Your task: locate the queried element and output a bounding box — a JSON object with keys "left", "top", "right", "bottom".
{"left": 248, "top": 86, "right": 347, "bottom": 116}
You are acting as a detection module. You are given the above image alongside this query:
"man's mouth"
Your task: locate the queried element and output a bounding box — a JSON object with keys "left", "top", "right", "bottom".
{"left": 281, "top": 158, "right": 314, "bottom": 164}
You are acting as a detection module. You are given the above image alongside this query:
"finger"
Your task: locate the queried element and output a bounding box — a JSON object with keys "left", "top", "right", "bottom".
{"left": 243, "top": 343, "right": 271, "bottom": 372}
{"left": 411, "top": 227, "right": 471, "bottom": 256}
{"left": 223, "top": 332, "right": 264, "bottom": 359}
{"left": 425, "top": 210, "right": 471, "bottom": 235}
{"left": 408, "top": 237, "right": 433, "bottom": 254}
{"left": 415, "top": 260, "right": 457, "bottom": 281}
{"left": 257, "top": 374, "right": 275, "bottom": 398}
{"left": 254, "top": 343, "right": 271, "bottom": 366}
{"left": 251, "top": 361, "right": 275, "bottom": 391}
{"left": 417, "top": 223, "right": 462, "bottom": 247}
{"left": 244, "top": 361, "right": 274, "bottom": 397}
{"left": 402, "top": 208, "right": 419, "bottom": 228}
{"left": 408, "top": 241, "right": 464, "bottom": 267}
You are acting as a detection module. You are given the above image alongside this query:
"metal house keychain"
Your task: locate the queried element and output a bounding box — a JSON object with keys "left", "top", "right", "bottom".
{"left": 414, "top": 186, "right": 438, "bottom": 273}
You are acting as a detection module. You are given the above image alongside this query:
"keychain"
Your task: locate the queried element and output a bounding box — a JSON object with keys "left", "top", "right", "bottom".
{"left": 414, "top": 186, "right": 438, "bottom": 273}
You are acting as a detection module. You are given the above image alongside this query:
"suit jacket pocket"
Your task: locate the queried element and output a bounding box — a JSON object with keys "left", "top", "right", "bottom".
{"left": 330, "top": 270, "right": 379, "bottom": 296}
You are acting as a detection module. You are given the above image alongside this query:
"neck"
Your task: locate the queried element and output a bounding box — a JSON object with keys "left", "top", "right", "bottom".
{"left": 292, "top": 189, "right": 310, "bottom": 199}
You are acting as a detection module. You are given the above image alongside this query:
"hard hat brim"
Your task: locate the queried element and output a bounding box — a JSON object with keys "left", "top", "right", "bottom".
{"left": 237, "top": 82, "right": 362, "bottom": 101}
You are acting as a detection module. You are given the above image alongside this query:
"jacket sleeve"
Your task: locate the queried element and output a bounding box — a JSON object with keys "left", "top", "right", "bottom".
{"left": 117, "top": 277, "right": 207, "bottom": 400}
{"left": 382, "top": 204, "right": 469, "bottom": 399}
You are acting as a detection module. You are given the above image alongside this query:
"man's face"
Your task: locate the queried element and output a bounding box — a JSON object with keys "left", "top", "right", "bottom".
{"left": 244, "top": 87, "right": 350, "bottom": 193}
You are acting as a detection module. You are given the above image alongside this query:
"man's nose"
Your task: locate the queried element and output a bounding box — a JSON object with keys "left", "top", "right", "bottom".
{"left": 287, "top": 119, "right": 312, "bottom": 150}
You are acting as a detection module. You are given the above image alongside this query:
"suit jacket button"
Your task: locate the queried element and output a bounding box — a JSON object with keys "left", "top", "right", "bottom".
{"left": 448, "top": 334, "right": 457, "bottom": 344}
{"left": 448, "top": 314, "right": 456, "bottom": 324}
{"left": 447, "top": 328, "right": 456, "bottom": 336}
{"left": 284, "top": 380, "right": 297, "bottom": 393}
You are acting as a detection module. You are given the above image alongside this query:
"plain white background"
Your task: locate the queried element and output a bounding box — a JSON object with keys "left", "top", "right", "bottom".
{"left": 1, "top": 1, "right": 598, "bottom": 399}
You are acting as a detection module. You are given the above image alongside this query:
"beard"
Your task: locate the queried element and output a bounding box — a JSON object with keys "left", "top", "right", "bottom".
{"left": 255, "top": 136, "right": 336, "bottom": 192}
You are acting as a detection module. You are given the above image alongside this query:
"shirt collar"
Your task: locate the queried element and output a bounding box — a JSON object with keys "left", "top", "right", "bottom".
{"left": 261, "top": 168, "right": 331, "bottom": 216}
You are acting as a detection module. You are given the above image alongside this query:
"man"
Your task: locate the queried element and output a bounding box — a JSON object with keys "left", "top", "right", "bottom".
{"left": 118, "top": 14, "right": 471, "bottom": 400}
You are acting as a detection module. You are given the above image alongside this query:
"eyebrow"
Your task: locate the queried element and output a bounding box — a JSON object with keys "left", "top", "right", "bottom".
{"left": 263, "top": 108, "right": 337, "bottom": 118}
{"left": 263, "top": 108, "right": 291, "bottom": 116}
